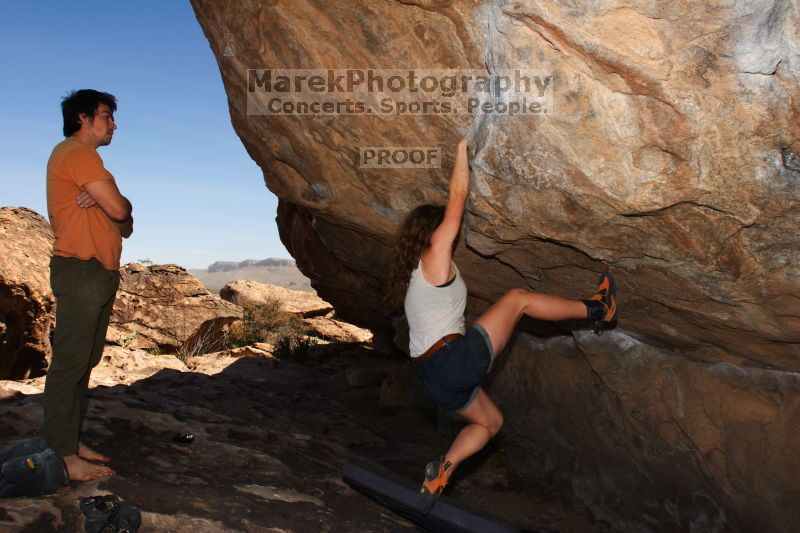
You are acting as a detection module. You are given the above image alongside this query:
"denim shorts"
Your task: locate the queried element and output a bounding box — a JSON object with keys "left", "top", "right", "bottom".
{"left": 415, "top": 324, "right": 494, "bottom": 412}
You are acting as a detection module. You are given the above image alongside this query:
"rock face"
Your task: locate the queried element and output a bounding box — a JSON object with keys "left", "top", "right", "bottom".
{"left": 220, "top": 280, "right": 332, "bottom": 317}
{"left": 494, "top": 329, "right": 800, "bottom": 533}
{"left": 192, "top": 1, "right": 800, "bottom": 531}
{"left": 0, "top": 207, "right": 55, "bottom": 379}
{"left": 107, "top": 264, "right": 242, "bottom": 353}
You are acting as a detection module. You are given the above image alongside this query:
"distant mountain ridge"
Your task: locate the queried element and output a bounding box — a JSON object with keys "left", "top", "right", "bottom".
{"left": 208, "top": 258, "right": 296, "bottom": 273}
{"left": 189, "top": 258, "right": 312, "bottom": 292}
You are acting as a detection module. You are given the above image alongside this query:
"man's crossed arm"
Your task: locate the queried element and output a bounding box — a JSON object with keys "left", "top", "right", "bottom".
{"left": 77, "top": 180, "right": 134, "bottom": 238}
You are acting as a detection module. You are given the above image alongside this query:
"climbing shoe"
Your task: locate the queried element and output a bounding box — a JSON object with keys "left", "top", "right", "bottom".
{"left": 0, "top": 442, "right": 68, "bottom": 498}
{"left": 80, "top": 494, "right": 142, "bottom": 533}
{"left": 583, "top": 271, "right": 617, "bottom": 334}
{"left": 419, "top": 457, "right": 452, "bottom": 515}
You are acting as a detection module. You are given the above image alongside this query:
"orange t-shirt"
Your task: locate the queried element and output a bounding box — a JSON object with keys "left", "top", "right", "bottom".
{"left": 46, "top": 138, "right": 122, "bottom": 271}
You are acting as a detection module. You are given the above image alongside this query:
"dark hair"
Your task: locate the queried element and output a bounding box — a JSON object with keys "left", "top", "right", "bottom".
{"left": 61, "top": 89, "right": 117, "bottom": 137}
{"left": 385, "top": 204, "right": 446, "bottom": 311}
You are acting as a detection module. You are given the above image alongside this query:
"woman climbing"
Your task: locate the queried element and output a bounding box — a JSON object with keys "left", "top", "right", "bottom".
{"left": 386, "top": 138, "right": 617, "bottom": 514}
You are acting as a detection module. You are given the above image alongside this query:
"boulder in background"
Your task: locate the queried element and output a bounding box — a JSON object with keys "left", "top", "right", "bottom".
{"left": 0, "top": 207, "right": 55, "bottom": 379}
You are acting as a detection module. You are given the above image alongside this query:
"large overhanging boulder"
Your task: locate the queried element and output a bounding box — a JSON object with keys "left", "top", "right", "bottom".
{"left": 0, "top": 207, "right": 55, "bottom": 379}
{"left": 191, "top": 1, "right": 800, "bottom": 531}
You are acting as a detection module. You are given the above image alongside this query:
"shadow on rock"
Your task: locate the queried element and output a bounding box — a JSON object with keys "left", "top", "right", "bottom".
{"left": 1, "top": 347, "right": 607, "bottom": 532}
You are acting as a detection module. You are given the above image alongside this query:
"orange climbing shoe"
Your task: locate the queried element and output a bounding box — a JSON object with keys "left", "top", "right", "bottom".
{"left": 419, "top": 457, "right": 452, "bottom": 515}
{"left": 583, "top": 271, "right": 617, "bottom": 333}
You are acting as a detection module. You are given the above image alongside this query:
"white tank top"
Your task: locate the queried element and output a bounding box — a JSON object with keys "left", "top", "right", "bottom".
{"left": 404, "top": 260, "right": 467, "bottom": 357}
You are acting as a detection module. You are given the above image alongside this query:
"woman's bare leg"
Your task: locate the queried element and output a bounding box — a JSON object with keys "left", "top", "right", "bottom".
{"left": 420, "top": 388, "right": 502, "bottom": 514}
{"left": 443, "top": 388, "right": 503, "bottom": 471}
{"left": 422, "top": 280, "right": 614, "bottom": 510}
{"left": 475, "top": 288, "right": 586, "bottom": 355}
{"left": 443, "top": 289, "right": 586, "bottom": 467}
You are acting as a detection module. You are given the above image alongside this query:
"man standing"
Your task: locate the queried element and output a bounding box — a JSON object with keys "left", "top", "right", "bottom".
{"left": 44, "top": 89, "right": 133, "bottom": 481}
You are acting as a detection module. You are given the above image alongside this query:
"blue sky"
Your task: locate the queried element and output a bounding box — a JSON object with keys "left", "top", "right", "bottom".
{"left": 0, "top": 1, "right": 288, "bottom": 269}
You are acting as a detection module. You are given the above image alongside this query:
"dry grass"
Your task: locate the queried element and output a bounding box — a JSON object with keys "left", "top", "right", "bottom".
{"left": 176, "top": 320, "right": 228, "bottom": 362}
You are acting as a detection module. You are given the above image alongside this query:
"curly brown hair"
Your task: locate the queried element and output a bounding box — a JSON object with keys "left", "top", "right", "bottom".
{"left": 385, "top": 204, "right": 446, "bottom": 312}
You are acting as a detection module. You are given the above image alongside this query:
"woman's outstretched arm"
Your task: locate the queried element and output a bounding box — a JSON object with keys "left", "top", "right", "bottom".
{"left": 422, "top": 139, "right": 469, "bottom": 285}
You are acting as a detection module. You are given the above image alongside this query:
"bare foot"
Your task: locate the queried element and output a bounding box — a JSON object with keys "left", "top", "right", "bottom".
{"left": 78, "top": 442, "right": 110, "bottom": 463}
{"left": 63, "top": 455, "right": 114, "bottom": 481}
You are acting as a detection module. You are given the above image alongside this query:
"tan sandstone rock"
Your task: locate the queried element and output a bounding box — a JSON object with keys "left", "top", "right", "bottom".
{"left": 303, "top": 316, "right": 372, "bottom": 344}
{"left": 89, "top": 345, "right": 189, "bottom": 387}
{"left": 0, "top": 207, "right": 55, "bottom": 379}
{"left": 192, "top": 1, "right": 800, "bottom": 531}
{"left": 220, "top": 280, "right": 371, "bottom": 343}
{"left": 202, "top": 342, "right": 276, "bottom": 361}
{"left": 220, "top": 280, "right": 332, "bottom": 317}
{"left": 107, "top": 263, "right": 242, "bottom": 353}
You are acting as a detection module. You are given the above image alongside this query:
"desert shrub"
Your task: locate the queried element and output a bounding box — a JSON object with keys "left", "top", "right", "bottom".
{"left": 275, "top": 332, "right": 318, "bottom": 360}
{"left": 118, "top": 331, "right": 138, "bottom": 349}
{"left": 226, "top": 298, "right": 309, "bottom": 358}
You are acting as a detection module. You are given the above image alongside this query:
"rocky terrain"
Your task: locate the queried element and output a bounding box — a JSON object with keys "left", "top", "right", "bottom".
{"left": 219, "top": 280, "right": 372, "bottom": 345}
{"left": 191, "top": 1, "right": 800, "bottom": 531}
{"left": 0, "top": 206, "right": 343, "bottom": 372}
{"left": 1, "top": 334, "right": 609, "bottom": 532}
{"left": 106, "top": 263, "right": 242, "bottom": 354}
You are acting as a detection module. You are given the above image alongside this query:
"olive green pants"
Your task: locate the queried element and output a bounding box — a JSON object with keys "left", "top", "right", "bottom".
{"left": 43, "top": 256, "right": 119, "bottom": 458}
